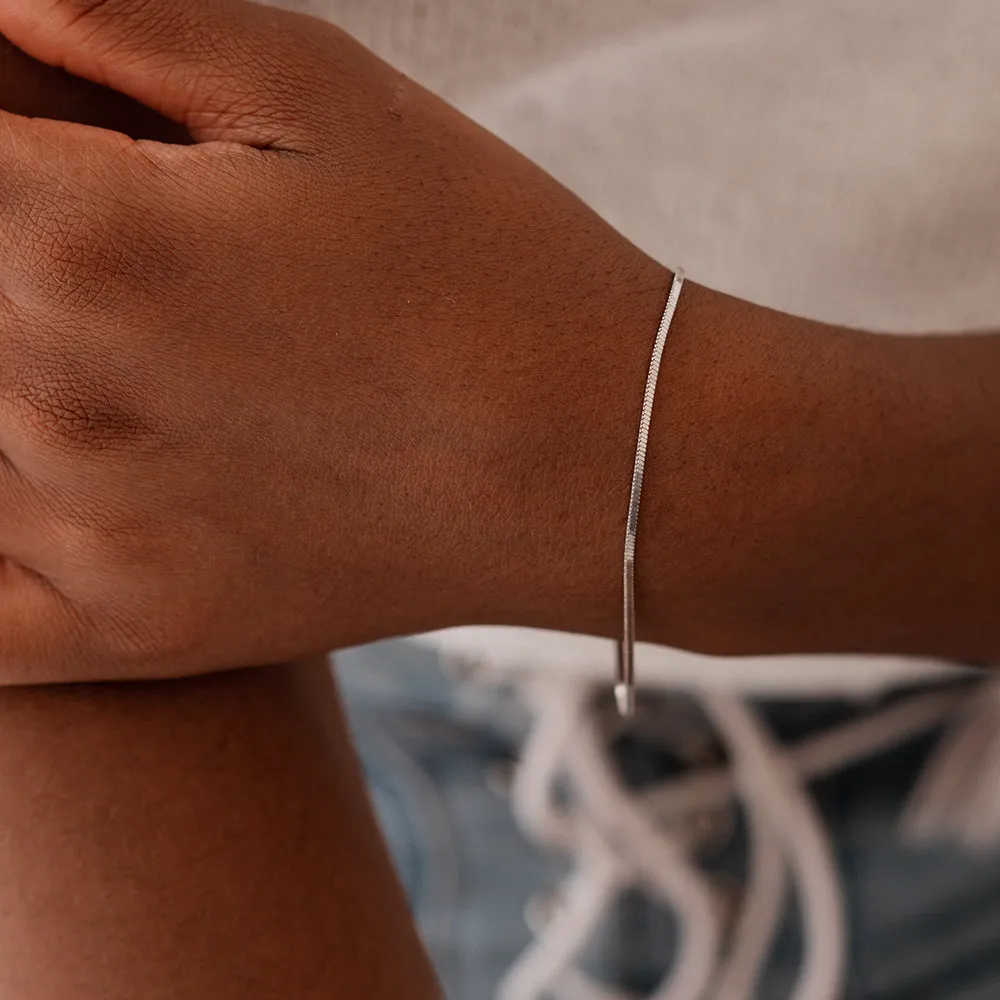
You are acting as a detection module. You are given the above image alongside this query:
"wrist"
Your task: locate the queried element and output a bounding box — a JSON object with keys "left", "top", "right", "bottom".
{"left": 383, "top": 118, "right": 1000, "bottom": 663}
{"left": 632, "top": 307, "right": 1000, "bottom": 662}
{"left": 443, "top": 240, "right": 1000, "bottom": 662}
{"left": 403, "top": 224, "right": 672, "bottom": 639}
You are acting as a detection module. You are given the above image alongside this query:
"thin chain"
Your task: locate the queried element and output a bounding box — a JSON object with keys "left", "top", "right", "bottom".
{"left": 616, "top": 268, "right": 685, "bottom": 717}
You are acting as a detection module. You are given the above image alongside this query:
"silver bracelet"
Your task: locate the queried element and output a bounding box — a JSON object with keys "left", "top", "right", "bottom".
{"left": 615, "top": 268, "right": 686, "bottom": 717}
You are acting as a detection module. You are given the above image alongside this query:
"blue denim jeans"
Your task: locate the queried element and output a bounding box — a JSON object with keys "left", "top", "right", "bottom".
{"left": 339, "top": 643, "right": 1000, "bottom": 1000}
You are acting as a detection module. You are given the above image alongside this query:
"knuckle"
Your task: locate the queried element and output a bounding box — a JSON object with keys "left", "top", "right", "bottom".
{"left": 26, "top": 196, "right": 144, "bottom": 310}
{"left": 31, "top": 206, "right": 115, "bottom": 303}
{"left": 22, "top": 376, "right": 141, "bottom": 450}
{"left": 14, "top": 153, "right": 183, "bottom": 314}
{"left": 1, "top": 337, "right": 158, "bottom": 452}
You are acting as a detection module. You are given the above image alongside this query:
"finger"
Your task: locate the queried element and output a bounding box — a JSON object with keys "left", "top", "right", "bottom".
{"left": 0, "top": 0, "right": 326, "bottom": 148}
{"left": 0, "top": 34, "right": 190, "bottom": 143}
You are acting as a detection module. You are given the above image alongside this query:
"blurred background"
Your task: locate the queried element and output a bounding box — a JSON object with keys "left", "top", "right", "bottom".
{"left": 338, "top": 643, "right": 1000, "bottom": 1000}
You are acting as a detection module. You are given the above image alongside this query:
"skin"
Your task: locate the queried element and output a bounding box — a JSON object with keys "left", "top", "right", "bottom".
{"left": 0, "top": 51, "right": 442, "bottom": 1000}
{"left": 0, "top": 0, "right": 993, "bottom": 684}
{"left": 0, "top": 7, "right": 993, "bottom": 1000}
{"left": 0, "top": 34, "right": 190, "bottom": 143}
{"left": 0, "top": 661, "right": 443, "bottom": 1000}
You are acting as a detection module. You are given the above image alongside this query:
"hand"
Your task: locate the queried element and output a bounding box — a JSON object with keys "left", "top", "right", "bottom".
{"left": 0, "top": 32, "right": 189, "bottom": 142}
{"left": 0, "top": 0, "right": 670, "bottom": 681}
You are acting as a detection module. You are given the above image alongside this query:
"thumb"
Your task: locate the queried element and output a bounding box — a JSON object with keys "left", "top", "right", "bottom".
{"left": 0, "top": 0, "right": 318, "bottom": 148}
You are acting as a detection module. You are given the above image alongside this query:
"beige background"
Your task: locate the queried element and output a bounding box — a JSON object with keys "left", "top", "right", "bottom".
{"left": 274, "top": 0, "right": 1000, "bottom": 333}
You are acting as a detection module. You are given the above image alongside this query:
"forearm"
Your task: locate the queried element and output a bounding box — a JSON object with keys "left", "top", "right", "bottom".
{"left": 462, "top": 247, "right": 1000, "bottom": 663}
{"left": 637, "top": 288, "right": 1000, "bottom": 661}
{"left": 2, "top": 18, "right": 996, "bottom": 670}
{"left": 0, "top": 662, "right": 439, "bottom": 1000}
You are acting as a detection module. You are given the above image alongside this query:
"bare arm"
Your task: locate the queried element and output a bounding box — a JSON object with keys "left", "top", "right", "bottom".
{"left": 0, "top": 3, "right": 995, "bottom": 682}
{"left": 0, "top": 18, "right": 994, "bottom": 1000}
{"left": 482, "top": 270, "right": 1000, "bottom": 664}
{"left": 0, "top": 662, "right": 441, "bottom": 1000}
{"left": 0, "top": 40, "right": 440, "bottom": 1000}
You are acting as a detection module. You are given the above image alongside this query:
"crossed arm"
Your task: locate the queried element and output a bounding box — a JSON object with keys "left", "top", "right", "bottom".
{"left": 0, "top": 663, "right": 443, "bottom": 1000}
{"left": 0, "top": 0, "right": 993, "bottom": 684}
{"left": 0, "top": 3, "right": 998, "bottom": 997}
{"left": 0, "top": 41, "right": 442, "bottom": 1000}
